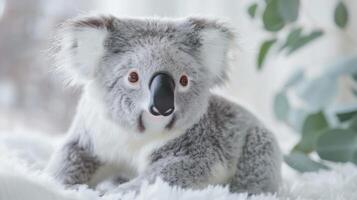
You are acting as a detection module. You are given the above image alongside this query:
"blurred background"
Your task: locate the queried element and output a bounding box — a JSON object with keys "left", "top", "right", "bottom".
{"left": 0, "top": 0, "right": 356, "bottom": 172}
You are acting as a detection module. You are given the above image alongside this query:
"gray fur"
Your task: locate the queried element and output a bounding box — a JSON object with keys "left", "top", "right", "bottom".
{"left": 47, "top": 15, "right": 281, "bottom": 195}
{"left": 46, "top": 126, "right": 101, "bottom": 185}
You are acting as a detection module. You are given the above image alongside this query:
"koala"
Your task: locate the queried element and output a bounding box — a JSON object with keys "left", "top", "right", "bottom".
{"left": 46, "top": 15, "right": 282, "bottom": 195}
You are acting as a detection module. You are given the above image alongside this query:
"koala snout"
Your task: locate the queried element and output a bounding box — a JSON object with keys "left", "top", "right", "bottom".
{"left": 149, "top": 72, "right": 175, "bottom": 116}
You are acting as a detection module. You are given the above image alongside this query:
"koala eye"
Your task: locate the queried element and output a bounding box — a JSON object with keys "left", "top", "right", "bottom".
{"left": 128, "top": 71, "right": 139, "bottom": 83}
{"left": 179, "top": 75, "right": 188, "bottom": 87}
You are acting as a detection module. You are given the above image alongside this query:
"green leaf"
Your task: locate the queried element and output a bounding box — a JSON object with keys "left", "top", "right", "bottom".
{"left": 302, "top": 112, "right": 329, "bottom": 134}
{"left": 295, "top": 75, "right": 337, "bottom": 109}
{"left": 284, "top": 152, "right": 329, "bottom": 173}
{"left": 294, "top": 111, "right": 329, "bottom": 153}
{"left": 280, "top": 28, "right": 324, "bottom": 55}
{"left": 263, "top": 0, "right": 285, "bottom": 32}
{"left": 316, "top": 129, "right": 357, "bottom": 164}
{"left": 336, "top": 110, "right": 357, "bottom": 123}
{"left": 334, "top": 1, "right": 349, "bottom": 29}
{"left": 287, "top": 30, "right": 324, "bottom": 55}
{"left": 273, "top": 92, "right": 290, "bottom": 121}
{"left": 278, "top": 0, "right": 300, "bottom": 23}
{"left": 280, "top": 27, "right": 303, "bottom": 51}
{"left": 349, "top": 114, "right": 357, "bottom": 131}
{"left": 351, "top": 73, "right": 357, "bottom": 96}
{"left": 257, "top": 39, "right": 277, "bottom": 69}
{"left": 248, "top": 3, "right": 258, "bottom": 18}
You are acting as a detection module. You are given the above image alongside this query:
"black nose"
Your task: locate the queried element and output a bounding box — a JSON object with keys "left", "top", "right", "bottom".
{"left": 149, "top": 72, "right": 175, "bottom": 116}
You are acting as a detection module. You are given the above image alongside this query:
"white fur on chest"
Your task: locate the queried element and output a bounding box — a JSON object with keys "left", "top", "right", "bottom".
{"left": 90, "top": 126, "right": 177, "bottom": 174}
{"left": 78, "top": 87, "right": 181, "bottom": 175}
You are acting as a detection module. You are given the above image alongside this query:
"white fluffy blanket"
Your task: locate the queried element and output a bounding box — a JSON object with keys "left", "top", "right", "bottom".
{"left": 0, "top": 132, "right": 357, "bottom": 200}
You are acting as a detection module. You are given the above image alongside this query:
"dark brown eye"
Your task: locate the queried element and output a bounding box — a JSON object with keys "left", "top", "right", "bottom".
{"left": 179, "top": 75, "right": 188, "bottom": 87}
{"left": 128, "top": 71, "right": 139, "bottom": 83}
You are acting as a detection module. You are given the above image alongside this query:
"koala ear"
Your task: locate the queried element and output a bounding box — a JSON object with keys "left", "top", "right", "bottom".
{"left": 188, "top": 17, "right": 236, "bottom": 85}
{"left": 54, "top": 15, "right": 117, "bottom": 84}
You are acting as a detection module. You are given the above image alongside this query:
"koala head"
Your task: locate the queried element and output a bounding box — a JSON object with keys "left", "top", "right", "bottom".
{"left": 55, "top": 15, "right": 235, "bottom": 135}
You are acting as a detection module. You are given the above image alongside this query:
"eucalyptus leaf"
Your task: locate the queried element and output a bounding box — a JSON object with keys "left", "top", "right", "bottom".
{"left": 349, "top": 115, "right": 357, "bottom": 131}
{"left": 274, "top": 92, "right": 290, "bottom": 121}
{"left": 278, "top": 0, "right": 300, "bottom": 23}
{"left": 303, "top": 112, "right": 329, "bottom": 134}
{"left": 257, "top": 38, "right": 277, "bottom": 69}
{"left": 334, "top": 1, "right": 348, "bottom": 29}
{"left": 295, "top": 74, "right": 337, "bottom": 109}
{"left": 263, "top": 0, "right": 285, "bottom": 32}
{"left": 294, "top": 111, "right": 329, "bottom": 153}
{"left": 280, "top": 27, "right": 303, "bottom": 51}
{"left": 324, "top": 54, "right": 357, "bottom": 76}
{"left": 287, "top": 30, "right": 324, "bottom": 55}
{"left": 316, "top": 129, "right": 357, "bottom": 164}
{"left": 248, "top": 3, "right": 258, "bottom": 18}
{"left": 336, "top": 110, "right": 357, "bottom": 123}
{"left": 293, "top": 55, "right": 357, "bottom": 109}
{"left": 284, "top": 152, "right": 329, "bottom": 172}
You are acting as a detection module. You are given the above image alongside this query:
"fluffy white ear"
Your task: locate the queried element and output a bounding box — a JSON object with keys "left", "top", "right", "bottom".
{"left": 54, "top": 15, "right": 116, "bottom": 84}
{"left": 189, "top": 18, "right": 236, "bottom": 85}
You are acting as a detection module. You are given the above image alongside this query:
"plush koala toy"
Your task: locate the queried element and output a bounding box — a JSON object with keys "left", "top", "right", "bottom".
{"left": 46, "top": 15, "right": 282, "bottom": 195}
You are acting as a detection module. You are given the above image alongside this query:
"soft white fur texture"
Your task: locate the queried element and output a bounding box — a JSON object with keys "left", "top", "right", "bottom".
{"left": 200, "top": 28, "right": 232, "bottom": 82}
{"left": 55, "top": 27, "right": 108, "bottom": 85}
{"left": 1, "top": 131, "right": 357, "bottom": 200}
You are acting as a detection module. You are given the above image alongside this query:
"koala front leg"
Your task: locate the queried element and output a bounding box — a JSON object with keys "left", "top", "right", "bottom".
{"left": 46, "top": 136, "right": 101, "bottom": 186}
{"left": 230, "top": 127, "right": 282, "bottom": 194}
{"left": 109, "top": 156, "right": 215, "bottom": 195}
